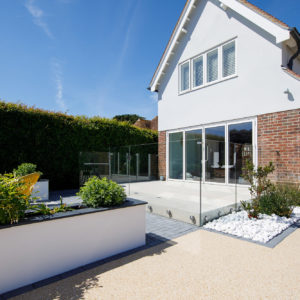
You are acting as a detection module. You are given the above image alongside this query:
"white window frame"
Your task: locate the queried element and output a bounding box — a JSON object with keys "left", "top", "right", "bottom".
{"left": 178, "top": 37, "right": 237, "bottom": 95}
{"left": 178, "top": 60, "right": 190, "bottom": 94}
{"left": 166, "top": 117, "right": 257, "bottom": 186}
{"left": 191, "top": 55, "right": 204, "bottom": 89}
{"left": 206, "top": 47, "right": 219, "bottom": 84}
{"left": 222, "top": 40, "right": 237, "bottom": 79}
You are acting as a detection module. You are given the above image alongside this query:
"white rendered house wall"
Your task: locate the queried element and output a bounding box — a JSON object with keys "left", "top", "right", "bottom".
{"left": 157, "top": 0, "right": 300, "bottom": 131}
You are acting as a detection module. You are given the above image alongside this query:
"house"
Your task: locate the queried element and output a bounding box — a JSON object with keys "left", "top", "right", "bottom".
{"left": 134, "top": 116, "right": 158, "bottom": 131}
{"left": 149, "top": 0, "right": 300, "bottom": 186}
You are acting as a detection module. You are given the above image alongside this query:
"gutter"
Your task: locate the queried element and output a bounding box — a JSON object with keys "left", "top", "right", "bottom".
{"left": 287, "top": 27, "right": 300, "bottom": 71}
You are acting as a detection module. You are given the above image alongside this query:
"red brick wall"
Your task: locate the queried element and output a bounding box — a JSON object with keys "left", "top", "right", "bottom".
{"left": 158, "top": 131, "right": 166, "bottom": 179}
{"left": 257, "top": 109, "right": 300, "bottom": 183}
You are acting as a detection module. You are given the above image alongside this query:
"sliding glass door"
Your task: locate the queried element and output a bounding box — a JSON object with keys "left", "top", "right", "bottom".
{"left": 168, "top": 120, "right": 254, "bottom": 184}
{"left": 205, "top": 126, "right": 225, "bottom": 183}
{"left": 185, "top": 129, "right": 202, "bottom": 181}
{"left": 228, "top": 122, "right": 252, "bottom": 184}
{"left": 169, "top": 132, "right": 183, "bottom": 179}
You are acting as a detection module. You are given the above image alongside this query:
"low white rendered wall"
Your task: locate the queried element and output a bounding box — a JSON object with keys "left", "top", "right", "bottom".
{"left": 0, "top": 204, "right": 146, "bottom": 294}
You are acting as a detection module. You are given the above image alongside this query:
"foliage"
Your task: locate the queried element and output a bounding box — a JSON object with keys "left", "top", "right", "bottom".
{"left": 113, "top": 114, "right": 145, "bottom": 124}
{"left": 242, "top": 159, "right": 275, "bottom": 200}
{"left": 0, "top": 101, "right": 157, "bottom": 189}
{"left": 13, "top": 163, "right": 43, "bottom": 177}
{"left": 259, "top": 190, "right": 293, "bottom": 218}
{"left": 275, "top": 183, "right": 300, "bottom": 207}
{"left": 241, "top": 160, "right": 275, "bottom": 218}
{"left": 30, "top": 197, "right": 73, "bottom": 216}
{"left": 77, "top": 176, "right": 126, "bottom": 208}
{"left": 0, "top": 173, "right": 30, "bottom": 224}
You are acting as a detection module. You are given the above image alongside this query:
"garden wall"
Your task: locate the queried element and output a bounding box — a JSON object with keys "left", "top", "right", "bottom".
{"left": 0, "top": 101, "right": 157, "bottom": 189}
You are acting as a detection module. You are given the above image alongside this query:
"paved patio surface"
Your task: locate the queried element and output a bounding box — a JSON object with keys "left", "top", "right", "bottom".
{"left": 124, "top": 180, "right": 251, "bottom": 225}
{"left": 8, "top": 223, "right": 300, "bottom": 300}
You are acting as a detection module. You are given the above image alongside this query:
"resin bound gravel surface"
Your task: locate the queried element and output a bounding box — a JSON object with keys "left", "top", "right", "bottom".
{"left": 204, "top": 207, "right": 300, "bottom": 243}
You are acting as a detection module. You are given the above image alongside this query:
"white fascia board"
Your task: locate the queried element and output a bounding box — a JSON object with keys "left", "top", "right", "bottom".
{"left": 150, "top": 0, "right": 196, "bottom": 91}
{"left": 221, "top": 0, "right": 290, "bottom": 43}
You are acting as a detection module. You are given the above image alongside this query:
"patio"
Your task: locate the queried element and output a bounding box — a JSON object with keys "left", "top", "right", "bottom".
{"left": 124, "top": 180, "right": 251, "bottom": 225}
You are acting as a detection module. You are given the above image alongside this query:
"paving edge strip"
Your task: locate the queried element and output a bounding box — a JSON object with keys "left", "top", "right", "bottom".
{"left": 201, "top": 219, "right": 300, "bottom": 248}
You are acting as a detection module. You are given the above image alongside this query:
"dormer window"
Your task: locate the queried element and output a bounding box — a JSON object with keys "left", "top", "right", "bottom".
{"left": 179, "top": 38, "right": 237, "bottom": 94}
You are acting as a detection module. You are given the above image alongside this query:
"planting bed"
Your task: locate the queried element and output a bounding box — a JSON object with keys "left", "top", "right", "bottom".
{"left": 204, "top": 207, "right": 300, "bottom": 243}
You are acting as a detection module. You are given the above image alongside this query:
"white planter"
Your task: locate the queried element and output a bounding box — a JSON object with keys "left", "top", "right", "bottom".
{"left": 0, "top": 200, "right": 146, "bottom": 294}
{"left": 32, "top": 179, "right": 49, "bottom": 201}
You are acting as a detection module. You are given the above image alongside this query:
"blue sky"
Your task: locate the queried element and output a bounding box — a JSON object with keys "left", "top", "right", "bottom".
{"left": 0, "top": 0, "right": 299, "bottom": 119}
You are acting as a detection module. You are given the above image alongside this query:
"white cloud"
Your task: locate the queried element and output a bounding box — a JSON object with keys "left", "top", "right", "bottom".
{"left": 25, "top": 0, "right": 53, "bottom": 38}
{"left": 51, "top": 59, "right": 67, "bottom": 112}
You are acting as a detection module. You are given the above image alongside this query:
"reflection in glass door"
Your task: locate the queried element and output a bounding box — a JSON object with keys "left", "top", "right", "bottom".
{"left": 185, "top": 129, "right": 202, "bottom": 181}
{"left": 205, "top": 126, "right": 225, "bottom": 183}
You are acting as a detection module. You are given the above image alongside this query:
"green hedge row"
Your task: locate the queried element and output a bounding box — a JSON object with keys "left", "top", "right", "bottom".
{"left": 0, "top": 101, "right": 158, "bottom": 189}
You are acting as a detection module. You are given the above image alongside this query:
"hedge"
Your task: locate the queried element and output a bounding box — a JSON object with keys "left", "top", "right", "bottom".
{"left": 0, "top": 101, "right": 158, "bottom": 189}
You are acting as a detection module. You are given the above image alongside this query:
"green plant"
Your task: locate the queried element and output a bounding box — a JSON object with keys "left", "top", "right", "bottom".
{"left": 259, "top": 190, "right": 293, "bottom": 218}
{"left": 13, "top": 163, "right": 43, "bottom": 177}
{"left": 0, "top": 101, "right": 157, "bottom": 189}
{"left": 275, "top": 183, "right": 300, "bottom": 207}
{"left": 241, "top": 160, "right": 275, "bottom": 218}
{"left": 77, "top": 176, "right": 126, "bottom": 208}
{"left": 30, "top": 197, "right": 73, "bottom": 216}
{"left": 0, "top": 173, "right": 30, "bottom": 224}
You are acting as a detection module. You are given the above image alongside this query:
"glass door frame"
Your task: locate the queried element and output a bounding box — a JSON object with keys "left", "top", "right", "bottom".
{"left": 166, "top": 117, "right": 257, "bottom": 185}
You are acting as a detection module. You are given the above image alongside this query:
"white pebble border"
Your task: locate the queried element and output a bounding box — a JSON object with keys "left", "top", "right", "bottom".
{"left": 204, "top": 207, "right": 300, "bottom": 244}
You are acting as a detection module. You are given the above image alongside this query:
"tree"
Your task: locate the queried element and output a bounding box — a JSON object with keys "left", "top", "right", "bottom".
{"left": 113, "top": 114, "right": 145, "bottom": 124}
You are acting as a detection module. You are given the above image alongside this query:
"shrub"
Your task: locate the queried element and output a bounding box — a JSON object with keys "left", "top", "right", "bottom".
{"left": 259, "top": 190, "right": 293, "bottom": 218}
{"left": 241, "top": 160, "right": 275, "bottom": 218}
{"left": 276, "top": 183, "right": 300, "bottom": 207}
{"left": 77, "top": 177, "right": 126, "bottom": 208}
{"left": 0, "top": 174, "right": 30, "bottom": 224}
{"left": 0, "top": 101, "right": 157, "bottom": 189}
{"left": 13, "top": 163, "right": 43, "bottom": 177}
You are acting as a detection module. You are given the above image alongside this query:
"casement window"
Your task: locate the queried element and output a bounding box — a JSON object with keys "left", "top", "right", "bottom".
{"left": 180, "top": 61, "right": 190, "bottom": 92}
{"left": 192, "top": 56, "right": 204, "bottom": 88}
{"left": 222, "top": 41, "right": 236, "bottom": 77}
{"left": 178, "top": 39, "right": 236, "bottom": 94}
{"left": 207, "top": 49, "right": 218, "bottom": 83}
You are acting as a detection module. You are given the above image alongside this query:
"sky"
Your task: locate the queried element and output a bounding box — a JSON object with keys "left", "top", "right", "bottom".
{"left": 0, "top": 0, "right": 299, "bottom": 120}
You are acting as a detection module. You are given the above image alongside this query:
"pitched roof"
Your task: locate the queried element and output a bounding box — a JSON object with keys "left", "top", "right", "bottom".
{"left": 237, "top": 0, "right": 290, "bottom": 29}
{"left": 149, "top": 0, "right": 295, "bottom": 91}
{"left": 283, "top": 68, "right": 300, "bottom": 81}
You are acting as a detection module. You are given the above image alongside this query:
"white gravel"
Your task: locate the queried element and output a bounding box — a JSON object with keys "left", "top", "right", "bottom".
{"left": 204, "top": 207, "right": 300, "bottom": 243}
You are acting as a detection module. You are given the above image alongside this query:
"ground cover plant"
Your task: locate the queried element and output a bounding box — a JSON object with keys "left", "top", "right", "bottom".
{"left": 78, "top": 176, "right": 126, "bottom": 207}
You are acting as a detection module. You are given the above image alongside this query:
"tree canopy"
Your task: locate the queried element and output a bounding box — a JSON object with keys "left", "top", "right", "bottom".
{"left": 113, "top": 114, "right": 145, "bottom": 124}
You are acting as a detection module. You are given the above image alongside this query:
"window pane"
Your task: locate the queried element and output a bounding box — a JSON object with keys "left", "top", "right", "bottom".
{"left": 207, "top": 49, "right": 218, "bottom": 82}
{"left": 205, "top": 126, "right": 225, "bottom": 183}
{"left": 223, "top": 41, "right": 235, "bottom": 77}
{"left": 193, "top": 56, "right": 203, "bottom": 87}
{"left": 169, "top": 132, "right": 183, "bottom": 179}
{"left": 229, "top": 122, "right": 252, "bottom": 184}
{"left": 180, "top": 62, "right": 190, "bottom": 91}
{"left": 185, "top": 129, "right": 202, "bottom": 181}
